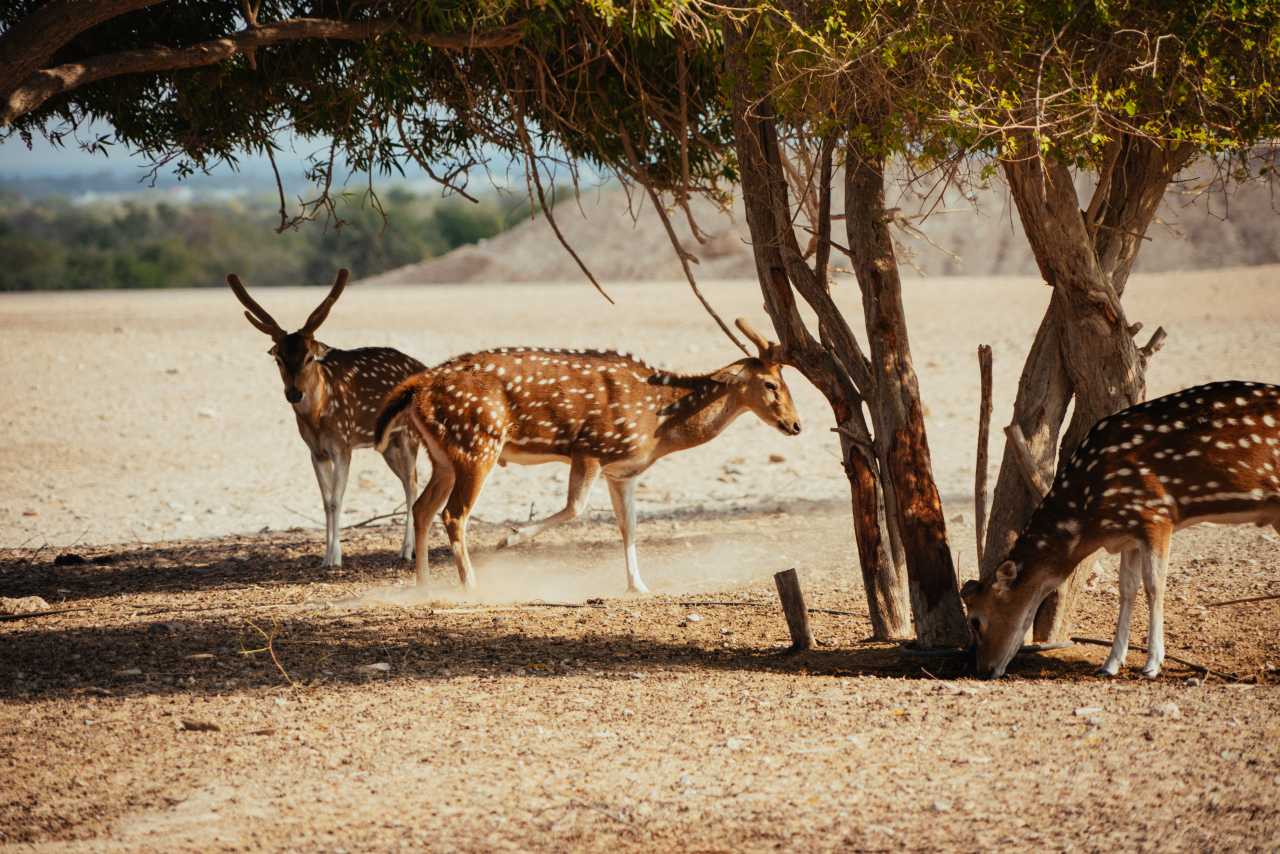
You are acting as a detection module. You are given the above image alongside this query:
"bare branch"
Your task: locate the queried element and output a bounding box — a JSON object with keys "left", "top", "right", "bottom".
{"left": 1003, "top": 423, "right": 1051, "bottom": 499}
{"left": 975, "top": 344, "right": 994, "bottom": 566}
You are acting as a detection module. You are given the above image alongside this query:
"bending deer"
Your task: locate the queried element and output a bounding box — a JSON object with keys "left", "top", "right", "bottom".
{"left": 963, "top": 381, "right": 1280, "bottom": 679}
{"left": 227, "top": 269, "right": 425, "bottom": 567}
{"left": 374, "top": 319, "right": 801, "bottom": 593}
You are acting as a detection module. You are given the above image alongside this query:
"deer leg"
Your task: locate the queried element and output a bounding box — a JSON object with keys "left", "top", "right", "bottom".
{"left": 310, "top": 449, "right": 339, "bottom": 568}
{"left": 500, "top": 455, "right": 601, "bottom": 548}
{"left": 606, "top": 476, "right": 646, "bottom": 594}
{"left": 1140, "top": 528, "right": 1172, "bottom": 679}
{"left": 412, "top": 437, "right": 455, "bottom": 586}
{"left": 382, "top": 431, "right": 419, "bottom": 562}
{"left": 441, "top": 455, "right": 497, "bottom": 591}
{"left": 325, "top": 446, "right": 352, "bottom": 568}
{"left": 1099, "top": 547, "right": 1141, "bottom": 676}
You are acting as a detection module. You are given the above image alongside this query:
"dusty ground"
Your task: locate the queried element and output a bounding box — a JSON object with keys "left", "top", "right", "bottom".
{"left": 2, "top": 268, "right": 1280, "bottom": 850}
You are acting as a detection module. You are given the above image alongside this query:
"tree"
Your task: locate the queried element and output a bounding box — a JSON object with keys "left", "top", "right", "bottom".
{"left": 939, "top": 1, "right": 1280, "bottom": 639}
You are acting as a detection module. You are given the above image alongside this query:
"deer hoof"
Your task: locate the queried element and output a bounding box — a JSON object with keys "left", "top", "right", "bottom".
{"left": 1095, "top": 664, "right": 1120, "bottom": 677}
{"left": 1141, "top": 665, "right": 1161, "bottom": 680}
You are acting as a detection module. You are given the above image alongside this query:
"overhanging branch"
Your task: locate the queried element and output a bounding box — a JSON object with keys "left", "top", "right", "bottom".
{"left": 3, "top": 16, "right": 526, "bottom": 126}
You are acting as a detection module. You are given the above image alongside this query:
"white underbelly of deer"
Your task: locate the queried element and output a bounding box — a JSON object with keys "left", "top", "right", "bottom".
{"left": 962, "top": 380, "right": 1280, "bottom": 680}
{"left": 375, "top": 320, "right": 802, "bottom": 593}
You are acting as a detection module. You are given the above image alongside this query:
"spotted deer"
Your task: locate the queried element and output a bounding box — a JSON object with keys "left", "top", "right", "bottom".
{"left": 962, "top": 381, "right": 1280, "bottom": 679}
{"left": 227, "top": 269, "right": 425, "bottom": 567}
{"left": 374, "top": 319, "right": 801, "bottom": 593}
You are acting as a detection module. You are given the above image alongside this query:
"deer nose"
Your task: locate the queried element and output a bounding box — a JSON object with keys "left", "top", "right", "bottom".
{"left": 285, "top": 388, "right": 303, "bottom": 404}
{"left": 790, "top": 420, "right": 802, "bottom": 434}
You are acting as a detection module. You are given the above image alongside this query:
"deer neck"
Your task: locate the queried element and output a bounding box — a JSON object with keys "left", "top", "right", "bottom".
{"left": 293, "top": 362, "right": 334, "bottom": 426}
{"left": 652, "top": 374, "right": 743, "bottom": 455}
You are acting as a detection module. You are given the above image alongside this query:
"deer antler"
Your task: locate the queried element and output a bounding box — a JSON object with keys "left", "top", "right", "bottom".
{"left": 734, "top": 317, "right": 785, "bottom": 362}
{"left": 226, "top": 273, "right": 285, "bottom": 339}
{"left": 302, "top": 269, "right": 350, "bottom": 335}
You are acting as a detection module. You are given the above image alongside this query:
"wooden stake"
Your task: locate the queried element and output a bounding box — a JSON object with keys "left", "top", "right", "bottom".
{"left": 773, "top": 568, "right": 816, "bottom": 652}
{"left": 975, "top": 344, "right": 993, "bottom": 567}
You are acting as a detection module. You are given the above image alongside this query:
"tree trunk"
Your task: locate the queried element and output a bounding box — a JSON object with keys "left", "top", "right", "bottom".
{"left": 725, "top": 22, "right": 909, "bottom": 640}
{"left": 844, "top": 135, "right": 969, "bottom": 649}
{"left": 983, "top": 135, "right": 1192, "bottom": 640}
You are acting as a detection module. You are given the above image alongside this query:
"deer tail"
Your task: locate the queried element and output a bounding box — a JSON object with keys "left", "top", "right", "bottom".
{"left": 375, "top": 379, "right": 420, "bottom": 452}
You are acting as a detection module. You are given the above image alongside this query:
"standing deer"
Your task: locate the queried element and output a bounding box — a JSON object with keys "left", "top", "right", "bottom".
{"left": 962, "top": 381, "right": 1280, "bottom": 679}
{"left": 227, "top": 268, "right": 425, "bottom": 567}
{"left": 374, "top": 319, "right": 802, "bottom": 593}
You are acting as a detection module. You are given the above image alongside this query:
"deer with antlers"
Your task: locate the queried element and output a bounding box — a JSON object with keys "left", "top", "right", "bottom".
{"left": 227, "top": 269, "right": 425, "bottom": 568}
{"left": 374, "top": 319, "right": 801, "bottom": 593}
{"left": 962, "top": 381, "right": 1280, "bottom": 679}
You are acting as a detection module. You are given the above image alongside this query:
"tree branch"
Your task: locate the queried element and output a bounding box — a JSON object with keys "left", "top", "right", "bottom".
{"left": 4, "top": 16, "right": 526, "bottom": 125}
{"left": 1003, "top": 423, "right": 1051, "bottom": 499}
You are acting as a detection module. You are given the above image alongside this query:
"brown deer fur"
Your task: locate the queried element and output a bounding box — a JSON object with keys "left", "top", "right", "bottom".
{"left": 227, "top": 269, "right": 424, "bottom": 567}
{"left": 962, "top": 380, "right": 1280, "bottom": 678}
{"left": 376, "top": 319, "right": 801, "bottom": 592}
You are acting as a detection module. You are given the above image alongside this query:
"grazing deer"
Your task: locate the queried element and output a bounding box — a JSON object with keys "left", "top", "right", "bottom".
{"left": 227, "top": 269, "right": 425, "bottom": 568}
{"left": 962, "top": 381, "right": 1280, "bottom": 679}
{"left": 374, "top": 319, "right": 801, "bottom": 593}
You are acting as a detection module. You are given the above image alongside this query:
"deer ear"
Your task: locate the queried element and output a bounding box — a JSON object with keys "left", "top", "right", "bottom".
{"left": 709, "top": 365, "right": 746, "bottom": 385}
{"left": 992, "top": 561, "right": 1018, "bottom": 593}
{"left": 959, "top": 579, "right": 982, "bottom": 603}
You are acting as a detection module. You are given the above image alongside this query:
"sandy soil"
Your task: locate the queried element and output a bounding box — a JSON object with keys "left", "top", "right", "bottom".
{"left": 2, "top": 267, "right": 1280, "bottom": 849}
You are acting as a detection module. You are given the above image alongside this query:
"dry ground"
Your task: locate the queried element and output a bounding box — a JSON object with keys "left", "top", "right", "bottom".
{"left": 2, "top": 269, "right": 1280, "bottom": 850}
{"left": 1, "top": 512, "right": 1279, "bottom": 851}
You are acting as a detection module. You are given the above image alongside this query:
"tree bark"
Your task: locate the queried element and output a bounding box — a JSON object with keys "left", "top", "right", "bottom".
{"left": 844, "top": 135, "right": 969, "bottom": 649}
{"left": 0, "top": 0, "right": 167, "bottom": 105}
{"left": 774, "top": 568, "right": 816, "bottom": 652}
{"left": 725, "top": 22, "right": 909, "bottom": 640}
{"left": 982, "top": 135, "right": 1192, "bottom": 640}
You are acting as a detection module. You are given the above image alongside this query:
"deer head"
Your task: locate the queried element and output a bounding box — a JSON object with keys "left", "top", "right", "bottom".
{"left": 959, "top": 564, "right": 1050, "bottom": 679}
{"left": 227, "top": 269, "right": 349, "bottom": 406}
{"left": 727, "top": 317, "right": 801, "bottom": 436}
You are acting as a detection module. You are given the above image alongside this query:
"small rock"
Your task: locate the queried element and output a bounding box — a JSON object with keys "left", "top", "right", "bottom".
{"left": 725, "top": 736, "right": 750, "bottom": 751}
{"left": 196, "top": 408, "right": 217, "bottom": 419}
{"left": 54, "top": 553, "right": 88, "bottom": 566}
{"left": 1073, "top": 706, "right": 1103, "bottom": 717}
{"left": 178, "top": 719, "right": 221, "bottom": 732}
{"left": 931, "top": 799, "right": 952, "bottom": 813}
{"left": 1151, "top": 701, "right": 1181, "bottom": 719}
{"left": 0, "top": 596, "right": 51, "bottom": 615}
{"left": 165, "top": 367, "right": 180, "bottom": 375}
{"left": 115, "top": 668, "right": 143, "bottom": 677}
{"left": 768, "top": 453, "right": 786, "bottom": 464}
{"left": 21, "top": 510, "right": 37, "bottom": 517}
{"left": 685, "top": 613, "right": 703, "bottom": 623}
{"left": 949, "top": 513, "right": 967, "bottom": 525}
{"left": 362, "top": 662, "right": 392, "bottom": 673}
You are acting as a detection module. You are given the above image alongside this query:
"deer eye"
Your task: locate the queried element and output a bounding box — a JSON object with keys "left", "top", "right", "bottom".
{"left": 764, "top": 381, "right": 779, "bottom": 392}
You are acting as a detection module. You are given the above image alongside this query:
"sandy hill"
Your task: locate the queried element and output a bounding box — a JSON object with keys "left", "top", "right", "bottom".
{"left": 365, "top": 170, "right": 1280, "bottom": 285}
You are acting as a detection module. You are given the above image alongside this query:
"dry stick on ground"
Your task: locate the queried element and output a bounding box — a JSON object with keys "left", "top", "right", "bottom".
{"left": 0, "top": 606, "right": 90, "bottom": 622}
{"left": 1070, "top": 636, "right": 1242, "bottom": 682}
{"left": 773, "top": 569, "right": 816, "bottom": 652}
{"left": 975, "top": 345, "right": 994, "bottom": 567}
{"left": 1205, "top": 592, "right": 1280, "bottom": 608}
{"left": 679, "top": 600, "right": 861, "bottom": 617}
{"left": 242, "top": 619, "right": 297, "bottom": 688}
{"left": 344, "top": 505, "right": 406, "bottom": 530}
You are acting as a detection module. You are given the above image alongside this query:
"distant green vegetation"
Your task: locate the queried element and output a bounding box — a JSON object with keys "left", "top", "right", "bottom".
{"left": 0, "top": 186, "right": 527, "bottom": 291}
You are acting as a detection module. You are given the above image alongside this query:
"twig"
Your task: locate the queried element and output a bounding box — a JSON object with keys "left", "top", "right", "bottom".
{"left": 1069, "top": 635, "right": 1242, "bottom": 682}
{"left": 678, "top": 599, "right": 860, "bottom": 617}
{"left": 617, "top": 129, "right": 748, "bottom": 357}
{"left": 0, "top": 606, "right": 91, "bottom": 622}
{"left": 1205, "top": 592, "right": 1280, "bottom": 608}
{"left": 241, "top": 619, "right": 297, "bottom": 688}
{"left": 975, "top": 344, "right": 994, "bottom": 567}
{"left": 1004, "top": 423, "right": 1051, "bottom": 499}
{"left": 344, "top": 506, "right": 405, "bottom": 530}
